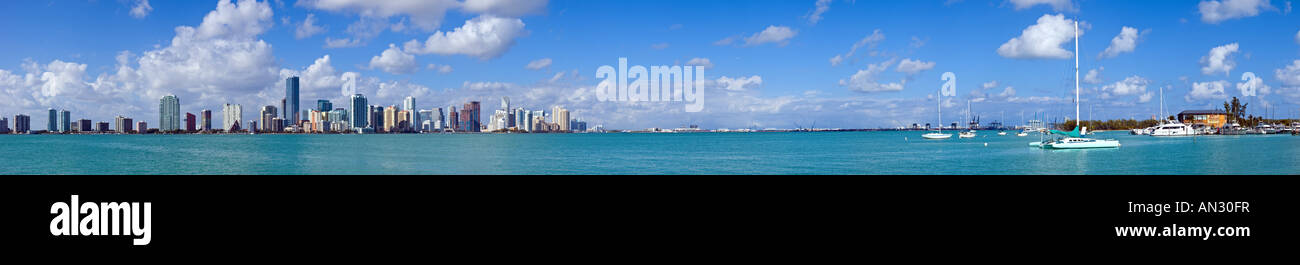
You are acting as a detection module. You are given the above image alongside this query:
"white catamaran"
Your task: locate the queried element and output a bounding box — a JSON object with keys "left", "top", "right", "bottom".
{"left": 1035, "top": 20, "right": 1121, "bottom": 149}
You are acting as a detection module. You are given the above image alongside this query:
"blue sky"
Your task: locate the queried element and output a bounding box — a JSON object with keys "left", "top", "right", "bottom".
{"left": 1, "top": 0, "right": 1298, "bottom": 129}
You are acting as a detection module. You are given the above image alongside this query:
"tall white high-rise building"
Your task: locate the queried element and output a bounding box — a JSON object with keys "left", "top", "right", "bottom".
{"left": 514, "top": 108, "right": 527, "bottom": 131}
{"left": 58, "top": 109, "right": 70, "bottom": 132}
{"left": 223, "top": 103, "right": 242, "bottom": 132}
{"left": 403, "top": 96, "right": 417, "bottom": 130}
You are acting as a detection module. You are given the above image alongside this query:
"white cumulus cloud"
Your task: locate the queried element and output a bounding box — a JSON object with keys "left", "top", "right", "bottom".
{"left": 997, "top": 14, "right": 1081, "bottom": 59}
{"left": 714, "top": 76, "right": 763, "bottom": 91}
{"left": 1200, "top": 43, "right": 1239, "bottom": 76}
{"left": 1084, "top": 67, "right": 1104, "bottom": 84}
{"left": 1099, "top": 26, "right": 1143, "bottom": 59}
{"left": 296, "top": 14, "right": 326, "bottom": 39}
{"left": 1187, "top": 80, "right": 1230, "bottom": 101}
{"left": 368, "top": 44, "right": 418, "bottom": 74}
{"left": 403, "top": 15, "right": 526, "bottom": 60}
{"left": 839, "top": 59, "right": 905, "bottom": 93}
{"left": 1199, "top": 0, "right": 1274, "bottom": 24}
{"left": 1277, "top": 60, "right": 1300, "bottom": 86}
{"left": 129, "top": 0, "right": 153, "bottom": 19}
{"left": 895, "top": 58, "right": 935, "bottom": 75}
{"left": 1100, "top": 75, "right": 1150, "bottom": 99}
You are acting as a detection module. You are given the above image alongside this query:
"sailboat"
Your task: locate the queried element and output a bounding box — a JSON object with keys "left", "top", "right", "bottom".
{"left": 1038, "top": 20, "right": 1120, "bottom": 149}
{"left": 959, "top": 100, "right": 976, "bottom": 138}
{"left": 922, "top": 88, "right": 952, "bottom": 139}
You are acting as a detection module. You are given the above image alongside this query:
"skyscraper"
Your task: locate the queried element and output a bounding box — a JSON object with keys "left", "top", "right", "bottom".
{"left": 200, "top": 109, "right": 212, "bottom": 131}
{"left": 435, "top": 107, "right": 446, "bottom": 130}
{"left": 370, "top": 105, "right": 384, "bottom": 133}
{"left": 185, "top": 112, "right": 196, "bottom": 132}
{"left": 521, "top": 109, "right": 533, "bottom": 132}
{"left": 514, "top": 108, "right": 526, "bottom": 131}
{"left": 448, "top": 106, "right": 458, "bottom": 132}
{"left": 552, "top": 106, "right": 570, "bottom": 132}
{"left": 223, "top": 103, "right": 242, "bottom": 132}
{"left": 396, "top": 110, "right": 411, "bottom": 132}
{"left": 384, "top": 105, "right": 398, "bottom": 132}
{"left": 0, "top": 117, "right": 9, "bottom": 133}
{"left": 403, "top": 96, "right": 417, "bottom": 130}
{"left": 316, "top": 100, "right": 332, "bottom": 112}
{"left": 59, "top": 110, "right": 70, "bottom": 133}
{"left": 464, "top": 101, "right": 481, "bottom": 132}
{"left": 14, "top": 114, "right": 30, "bottom": 133}
{"left": 137, "top": 121, "right": 148, "bottom": 134}
{"left": 260, "top": 105, "right": 278, "bottom": 132}
{"left": 350, "top": 94, "right": 368, "bottom": 130}
{"left": 501, "top": 97, "right": 514, "bottom": 128}
{"left": 48, "top": 108, "right": 57, "bottom": 132}
{"left": 159, "top": 94, "right": 181, "bottom": 132}
{"left": 285, "top": 76, "right": 300, "bottom": 128}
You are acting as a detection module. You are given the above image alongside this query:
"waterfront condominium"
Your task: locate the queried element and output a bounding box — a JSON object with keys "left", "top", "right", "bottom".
{"left": 403, "top": 96, "right": 417, "bottom": 130}
{"left": 159, "top": 94, "right": 181, "bottom": 132}
{"left": 448, "top": 106, "right": 458, "bottom": 132}
{"left": 349, "top": 94, "right": 367, "bottom": 129}
{"left": 185, "top": 113, "right": 196, "bottom": 132}
{"left": 48, "top": 108, "right": 57, "bottom": 132}
{"left": 14, "top": 114, "right": 31, "bottom": 133}
{"left": 370, "top": 105, "right": 384, "bottom": 133}
{"left": 223, "top": 103, "right": 242, "bottom": 132}
{"left": 59, "top": 109, "right": 70, "bottom": 132}
{"left": 434, "top": 107, "right": 445, "bottom": 131}
{"left": 114, "top": 116, "right": 133, "bottom": 133}
{"left": 200, "top": 109, "right": 212, "bottom": 131}
{"left": 285, "top": 76, "right": 300, "bottom": 128}
{"left": 384, "top": 105, "right": 397, "bottom": 132}
{"left": 76, "top": 119, "right": 91, "bottom": 132}
{"left": 552, "top": 106, "right": 570, "bottom": 132}
{"left": 261, "top": 105, "right": 278, "bottom": 132}
{"left": 514, "top": 108, "right": 526, "bottom": 131}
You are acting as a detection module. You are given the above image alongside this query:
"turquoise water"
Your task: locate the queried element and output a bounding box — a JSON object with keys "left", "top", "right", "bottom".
{"left": 1, "top": 131, "right": 1297, "bottom": 174}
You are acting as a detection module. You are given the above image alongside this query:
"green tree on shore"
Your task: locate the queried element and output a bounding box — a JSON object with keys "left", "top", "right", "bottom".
{"left": 1223, "top": 97, "right": 1247, "bottom": 125}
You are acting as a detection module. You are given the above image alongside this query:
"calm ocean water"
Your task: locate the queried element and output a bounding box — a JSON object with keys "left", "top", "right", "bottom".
{"left": 2, "top": 131, "right": 1296, "bottom": 174}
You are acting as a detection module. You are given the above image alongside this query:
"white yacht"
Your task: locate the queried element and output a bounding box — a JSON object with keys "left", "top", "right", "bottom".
{"left": 959, "top": 130, "right": 976, "bottom": 138}
{"left": 959, "top": 100, "right": 976, "bottom": 138}
{"left": 1148, "top": 122, "right": 1196, "bottom": 137}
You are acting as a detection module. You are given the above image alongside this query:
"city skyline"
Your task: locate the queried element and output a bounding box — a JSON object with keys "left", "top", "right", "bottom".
{"left": 0, "top": 0, "right": 1299, "bottom": 130}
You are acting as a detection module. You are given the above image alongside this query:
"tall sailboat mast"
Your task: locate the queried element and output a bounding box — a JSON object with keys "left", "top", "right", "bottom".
{"left": 937, "top": 90, "right": 942, "bottom": 132}
{"left": 1074, "top": 20, "right": 1080, "bottom": 131}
